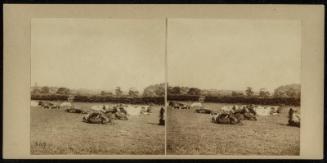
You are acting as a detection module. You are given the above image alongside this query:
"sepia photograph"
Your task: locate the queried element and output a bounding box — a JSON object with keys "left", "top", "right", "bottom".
{"left": 30, "top": 18, "right": 166, "bottom": 155}
{"left": 3, "top": 4, "right": 324, "bottom": 159}
{"left": 166, "top": 19, "right": 301, "bottom": 155}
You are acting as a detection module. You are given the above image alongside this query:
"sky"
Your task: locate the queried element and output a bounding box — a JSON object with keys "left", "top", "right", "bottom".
{"left": 167, "top": 19, "right": 301, "bottom": 92}
{"left": 31, "top": 19, "right": 165, "bottom": 92}
{"left": 32, "top": 18, "right": 301, "bottom": 93}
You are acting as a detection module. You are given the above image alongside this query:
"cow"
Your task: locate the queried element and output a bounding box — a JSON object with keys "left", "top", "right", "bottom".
{"left": 82, "top": 112, "right": 112, "bottom": 124}
{"left": 288, "top": 108, "right": 300, "bottom": 127}
{"left": 253, "top": 105, "right": 281, "bottom": 116}
{"left": 98, "top": 105, "right": 128, "bottom": 120}
{"left": 169, "top": 101, "right": 190, "bottom": 110}
{"left": 212, "top": 112, "right": 241, "bottom": 124}
{"left": 159, "top": 107, "right": 165, "bottom": 125}
{"left": 60, "top": 102, "right": 72, "bottom": 109}
{"left": 233, "top": 106, "right": 257, "bottom": 121}
{"left": 269, "top": 106, "right": 281, "bottom": 115}
{"left": 191, "top": 102, "right": 202, "bottom": 108}
{"left": 66, "top": 106, "right": 87, "bottom": 114}
{"left": 195, "top": 107, "right": 212, "bottom": 114}
{"left": 253, "top": 106, "right": 271, "bottom": 116}
{"left": 210, "top": 112, "right": 221, "bottom": 122}
{"left": 123, "top": 105, "right": 141, "bottom": 116}
{"left": 119, "top": 107, "right": 128, "bottom": 115}
{"left": 39, "top": 101, "right": 60, "bottom": 109}
{"left": 115, "top": 111, "right": 128, "bottom": 120}
{"left": 31, "top": 101, "right": 38, "bottom": 107}
{"left": 221, "top": 105, "right": 233, "bottom": 112}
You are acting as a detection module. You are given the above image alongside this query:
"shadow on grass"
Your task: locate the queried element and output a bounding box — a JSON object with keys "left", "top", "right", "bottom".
{"left": 147, "top": 122, "right": 164, "bottom": 126}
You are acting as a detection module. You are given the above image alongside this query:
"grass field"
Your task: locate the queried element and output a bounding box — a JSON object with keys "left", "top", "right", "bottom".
{"left": 31, "top": 101, "right": 165, "bottom": 155}
{"left": 167, "top": 102, "right": 300, "bottom": 155}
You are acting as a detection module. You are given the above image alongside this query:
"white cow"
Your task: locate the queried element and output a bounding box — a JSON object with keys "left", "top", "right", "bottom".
{"left": 221, "top": 105, "right": 240, "bottom": 112}
{"left": 221, "top": 105, "right": 233, "bottom": 112}
{"left": 90, "top": 105, "right": 110, "bottom": 112}
{"left": 31, "top": 101, "right": 39, "bottom": 107}
{"left": 140, "top": 105, "right": 153, "bottom": 115}
{"left": 255, "top": 105, "right": 282, "bottom": 116}
{"left": 124, "top": 105, "right": 142, "bottom": 116}
{"left": 60, "top": 102, "right": 72, "bottom": 109}
{"left": 191, "top": 102, "right": 202, "bottom": 108}
{"left": 254, "top": 106, "right": 272, "bottom": 116}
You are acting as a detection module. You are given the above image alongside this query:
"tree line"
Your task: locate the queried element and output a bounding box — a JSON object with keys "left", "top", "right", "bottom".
{"left": 31, "top": 83, "right": 165, "bottom": 97}
{"left": 167, "top": 84, "right": 300, "bottom": 106}
{"left": 31, "top": 94, "right": 164, "bottom": 105}
{"left": 31, "top": 83, "right": 300, "bottom": 106}
{"left": 167, "top": 84, "right": 300, "bottom": 99}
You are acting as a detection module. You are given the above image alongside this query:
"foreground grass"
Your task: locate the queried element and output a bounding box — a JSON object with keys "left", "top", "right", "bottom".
{"left": 31, "top": 102, "right": 165, "bottom": 155}
{"left": 167, "top": 102, "right": 300, "bottom": 155}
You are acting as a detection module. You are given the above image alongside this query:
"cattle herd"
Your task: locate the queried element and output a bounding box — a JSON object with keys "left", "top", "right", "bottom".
{"left": 34, "top": 101, "right": 160, "bottom": 125}
{"left": 168, "top": 101, "right": 300, "bottom": 127}
{"left": 34, "top": 100, "right": 299, "bottom": 127}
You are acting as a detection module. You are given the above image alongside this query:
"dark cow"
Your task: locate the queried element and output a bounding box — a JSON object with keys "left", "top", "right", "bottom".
{"left": 119, "top": 107, "right": 128, "bottom": 115}
{"left": 115, "top": 111, "right": 128, "bottom": 120}
{"left": 65, "top": 107, "right": 87, "bottom": 114}
{"left": 195, "top": 107, "right": 212, "bottom": 114}
{"left": 39, "top": 101, "right": 60, "bottom": 109}
{"left": 101, "top": 106, "right": 128, "bottom": 120}
{"left": 82, "top": 112, "right": 112, "bottom": 124}
{"left": 213, "top": 112, "right": 241, "bottom": 124}
{"left": 169, "top": 101, "right": 190, "bottom": 110}
{"left": 159, "top": 107, "right": 165, "bottom": 125}
{"left": 233, "top": 106, "right": 257, "bottom": 121}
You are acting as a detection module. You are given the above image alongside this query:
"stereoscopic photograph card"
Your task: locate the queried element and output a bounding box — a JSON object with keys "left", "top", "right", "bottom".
{"left": 3, "top": 4, "right": 324, "bottom": 159}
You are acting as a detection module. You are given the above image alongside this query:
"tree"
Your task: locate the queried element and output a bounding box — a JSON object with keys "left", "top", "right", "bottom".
{"left": 259, "top": 88, "right": 270, "bottom": 98}
{"left": 143, "top": 83, "right": 165, "bottom": 97}
{"left": 115, "top": 87, "right": 123, "bottom": 96}
{"left": 32, "top": 88, "right": 41, "bottom": 95}
{"left": 101, "top": 91, "right": 113, "bottom": 96}
{"left": 187, "top": 87, "right": 201, "bottom": 95}
{"left": 274, "top": 90, "right": 286, "bottom": 98}
{"left": 232, "top": 91, "right": 244, "bottom": 97}
{"left": 128, "top": 88, "right": 139, "bottom": 97}
{"left": 286, "top": 88, "right": 296, "bottom": 97}
{"left": 56, "top": 87, "right": 70, "bottom": 95}
{"left": 68, "top": 95, "right": 75, "bottom": 102}
{"left": 40, "top": 86, "right": 50, "bottom": 94}
{"left": 170, "top": 86, "right": 181, "bottom": 95}
{"left": 180, "top": 87, "right": 189, "bottom": 95}
{"left": 245, "top": 87, "right": 254, "bottom": 97}
{"left": 274, "top": 84, "right": 300, "bottom": 98}
{"left": 154, "top": 85, "right": 165, "bottom": 96}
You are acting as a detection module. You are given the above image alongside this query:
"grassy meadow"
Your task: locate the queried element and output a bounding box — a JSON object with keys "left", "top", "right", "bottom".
{"left": 167, "top": 102, "right": 300, "bottom": 155}
{"left": 31, "top": 101, "right": 165, "bottom": 155}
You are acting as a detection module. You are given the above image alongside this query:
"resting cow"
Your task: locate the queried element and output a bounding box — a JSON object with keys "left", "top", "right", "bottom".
{"left": 169, "top": 101, "right": 190, "bottom": 109}
{"left": 39, "top": 101, "right": 60, "bottom": 109}
{"left": 211, "top": 112, "right": 241, "bottom": 124}
{"left": 195, "top": 107, "right": 212, "bottom": 114}
{"left": 66, "top": 107, "right": 87, "bottom": 114}
{"left": 115, "top": 111, "right": 128, "bottom": 120}
{"left": 82, "top": 112, "right": 112, "bottom": 124}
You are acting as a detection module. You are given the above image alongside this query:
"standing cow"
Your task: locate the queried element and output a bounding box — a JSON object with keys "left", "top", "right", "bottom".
{"left": 159, "top": 107, "right": 165, "bottom": 125}
{"left": 288, "top": 108, "right": 300, "bottom": 127}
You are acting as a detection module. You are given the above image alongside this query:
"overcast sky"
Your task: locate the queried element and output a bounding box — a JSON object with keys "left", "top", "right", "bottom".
{"left": 167, "top": 19, "right": 301, "bottom": 92}
{"left": 32, "top": 18, "right": 301, "bottom": 93}
{"left": 31, "top": 19, "right": 165, "bottom": 92}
